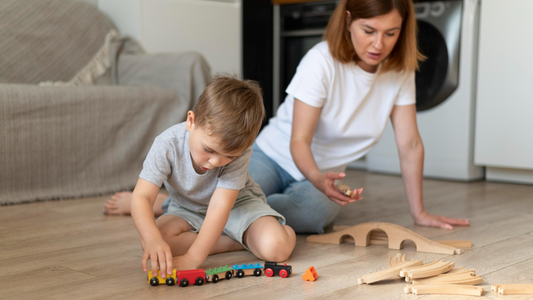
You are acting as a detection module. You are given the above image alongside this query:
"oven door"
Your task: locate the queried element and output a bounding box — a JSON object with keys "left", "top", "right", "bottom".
{"left": 280, "top": 31, "right": 323, "bottom": 107}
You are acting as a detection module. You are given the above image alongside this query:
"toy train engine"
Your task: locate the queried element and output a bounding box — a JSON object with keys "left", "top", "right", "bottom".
{"left": 264, "top": 262, "right": 292, "bottom": 278}
{"left": 231, "top": 263, "right": 263, "bottom": 278}
{"left": 205, "top": 265, "right": 234, "bottom": 283}
{"left": 176, "top": 269, "right": 206, "bottom": 287}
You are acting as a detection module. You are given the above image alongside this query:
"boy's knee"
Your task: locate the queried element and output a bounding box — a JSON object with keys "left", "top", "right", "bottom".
{"left": 257, "top": 229, "right": 295, "bottom": 262}
{"left": 157, "top": 220, "right": 189, "bottom": 241}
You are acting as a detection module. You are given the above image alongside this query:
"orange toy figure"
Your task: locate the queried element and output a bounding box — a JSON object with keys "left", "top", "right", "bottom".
{"left": 302, "top": 266, "right": 318, "bottom": 282}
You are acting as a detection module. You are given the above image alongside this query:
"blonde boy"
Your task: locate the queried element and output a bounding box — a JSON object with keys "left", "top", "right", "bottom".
{"left": 131, "top": 77, "right": 296, "bottom": 278}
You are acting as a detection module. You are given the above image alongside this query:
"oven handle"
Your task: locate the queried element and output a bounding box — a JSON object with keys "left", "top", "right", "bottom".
{"left": 281, "top": 29, "right": 325, "bottom": 37}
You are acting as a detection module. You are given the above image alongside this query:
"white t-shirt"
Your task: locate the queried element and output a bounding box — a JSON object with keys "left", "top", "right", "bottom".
{"left": 256, "top": 41, "right": 416, "bottom": 181}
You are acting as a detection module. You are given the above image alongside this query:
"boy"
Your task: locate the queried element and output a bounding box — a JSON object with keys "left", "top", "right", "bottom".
{"left": 131, "top": 77, "right": 296, "bottom": 278}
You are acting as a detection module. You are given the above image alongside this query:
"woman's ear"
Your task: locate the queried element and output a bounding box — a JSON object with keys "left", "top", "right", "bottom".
{"left": 345, "top": 10, "right": 352, "bottom": 31}
{"left": 186, "top": 110, "right": 195, "bottom": 132}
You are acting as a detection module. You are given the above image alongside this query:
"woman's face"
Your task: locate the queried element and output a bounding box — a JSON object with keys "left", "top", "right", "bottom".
{"left": 346, "top": 9, "right": 403, "bottom": 73}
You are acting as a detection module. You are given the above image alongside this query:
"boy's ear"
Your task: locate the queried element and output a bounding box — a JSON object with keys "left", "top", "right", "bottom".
{"left": 186, "top": 111, "right": 195, "bottom": 132}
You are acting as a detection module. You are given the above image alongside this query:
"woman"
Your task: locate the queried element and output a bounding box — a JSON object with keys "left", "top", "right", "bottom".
{"left": 249, "top": 0, "right": 469, "bottom": 233}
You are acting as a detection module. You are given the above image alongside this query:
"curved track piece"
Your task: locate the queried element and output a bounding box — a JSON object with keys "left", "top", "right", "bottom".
{"left": 388, "top": 254, "right": 408, "bottom": 268}
{"left": 401, "top": 260, "right": 455, "bottom": 282}
{"left": 358, "top": 259, "right": 423, "bottom": 284}
{"left": 307, "top": 222, "right": 463, "bottom": 255}
{"left": 412, "top": 269, "right": 482, "bottom": 285}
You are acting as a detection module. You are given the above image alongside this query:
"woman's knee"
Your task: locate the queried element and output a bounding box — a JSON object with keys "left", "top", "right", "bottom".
{"left": 284, "top": 183, "right": 341, "bottom": 233}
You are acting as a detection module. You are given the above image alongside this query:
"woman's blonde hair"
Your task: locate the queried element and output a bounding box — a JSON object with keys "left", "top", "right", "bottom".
{"left": 324, "top": 0, "right": 424, "bottom": 73}
{"left": 193, "top": 76, "right": 265, "bottom": 153}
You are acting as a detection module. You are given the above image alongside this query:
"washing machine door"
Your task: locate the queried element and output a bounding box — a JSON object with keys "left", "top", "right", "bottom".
{"left": 415, "top": 1, "right": 462, "bottom": 112}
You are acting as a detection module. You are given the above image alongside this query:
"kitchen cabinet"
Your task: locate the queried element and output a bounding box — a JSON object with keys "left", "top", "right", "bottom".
{"left": 475, "top": 0, "right": 533, "bottom": 183}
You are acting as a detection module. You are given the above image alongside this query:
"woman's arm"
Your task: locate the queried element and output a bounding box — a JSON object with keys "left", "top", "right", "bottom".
{"left": 390, "top": 104, "right": 469, "bottom": 229}
{"left": 290, "top": 99, "right": 361, "bottom": 206}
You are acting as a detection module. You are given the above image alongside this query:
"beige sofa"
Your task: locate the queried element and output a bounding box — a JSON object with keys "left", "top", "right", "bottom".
{"left": 0, "top": 0, "right": 212, "bottom": 204}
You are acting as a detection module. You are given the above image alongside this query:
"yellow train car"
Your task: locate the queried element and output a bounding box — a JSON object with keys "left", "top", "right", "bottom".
{"left": 148, "top": 269, "right": 178, "bottom": 286}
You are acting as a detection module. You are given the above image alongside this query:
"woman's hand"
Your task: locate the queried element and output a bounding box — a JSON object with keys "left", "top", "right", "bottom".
{"left": 312, "top": 172, "right": 363, "bottom": 206}
{"left": 172, "top": 252, "right": 202, "bottom": 271}
{"left": 414, "top": 211, "right": 470, "bottom": 230}
{"left": 142, "top": 237, "right": 173, "bottom": 278}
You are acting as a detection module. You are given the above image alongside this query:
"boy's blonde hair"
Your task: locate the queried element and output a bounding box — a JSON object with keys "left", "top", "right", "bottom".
{"left": 193, "top": 76, "right": 265, "bottom": 153}
{"left": 324, "top": 0, "right": 424, "bottom": 73}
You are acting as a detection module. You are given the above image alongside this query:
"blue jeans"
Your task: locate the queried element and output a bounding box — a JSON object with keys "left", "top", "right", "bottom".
{"left": 249, "top": 143, "right": 341, "bottom": 233}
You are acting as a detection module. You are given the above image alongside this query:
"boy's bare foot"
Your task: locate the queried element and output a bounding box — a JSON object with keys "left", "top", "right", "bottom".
{"left": 102, "top": 192, "right": 169, "bottom": 216}
{"left": 103, "top": 192, "right": 134, "bottom": 215}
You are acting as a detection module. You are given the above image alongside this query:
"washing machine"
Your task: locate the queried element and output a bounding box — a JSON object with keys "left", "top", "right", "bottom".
{"left": 365, "top": 0, "right": 484, "bottom": 181}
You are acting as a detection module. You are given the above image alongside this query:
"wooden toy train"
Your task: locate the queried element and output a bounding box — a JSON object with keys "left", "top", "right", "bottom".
{"left": 148, "top": 261, "right": 292, "bottom": 287}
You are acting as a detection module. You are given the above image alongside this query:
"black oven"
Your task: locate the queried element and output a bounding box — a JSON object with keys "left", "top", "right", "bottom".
{"left": 273, "top": 1, "right": 338, "bottom": 112}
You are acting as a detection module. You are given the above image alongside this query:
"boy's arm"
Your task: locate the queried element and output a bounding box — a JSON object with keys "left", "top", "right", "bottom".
{"left": 131, "top": 178, "right": 173, "bottom": 277}
{"left": 178, "top": 187, "right": 238, "bottom": 268}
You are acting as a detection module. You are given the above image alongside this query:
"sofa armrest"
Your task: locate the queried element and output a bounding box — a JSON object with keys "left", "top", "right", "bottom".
{"left": 117, "top": 52, "right": 212, "bottom": 112}
{"left": 0, "top": 84, "right": 179, "bottom": 204}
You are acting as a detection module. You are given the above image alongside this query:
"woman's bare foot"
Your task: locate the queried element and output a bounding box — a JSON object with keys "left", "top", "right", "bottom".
{"left": 103, "top": 192, "right": 168, "bottom": 216}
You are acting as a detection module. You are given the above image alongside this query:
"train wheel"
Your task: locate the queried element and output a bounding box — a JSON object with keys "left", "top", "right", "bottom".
{"left": 265, "top": 268, "right": 274, "bottom": 277}
{"left": 180, "top": 278, "right": 189, "bottom": 287}
{"left": 225, "top": 271, "right": 233, "bottom": 280}
{"left": 253, "top": 268, "right": 262, "bottom": 277}
{"left": 195, "top": 277, "right": 205, "bottom": 285}
{"left": 236, "top": 270, "right": 245, "bottom": 278}
{"left": 212, "top": 275, "right": 219, "bottom": 283}
{"left": 280, "top": 269, "right": 288, "bottom": 278}
{"left": 150, "top": 278, "right": 159, "bottom": 286}
{"left": 166, "top": 277, "right": 175, "bottom": 286}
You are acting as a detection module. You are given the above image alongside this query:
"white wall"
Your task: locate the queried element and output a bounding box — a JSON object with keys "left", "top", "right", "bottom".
{"left": 97, "top": 0, "right": 242, "bottom": 77}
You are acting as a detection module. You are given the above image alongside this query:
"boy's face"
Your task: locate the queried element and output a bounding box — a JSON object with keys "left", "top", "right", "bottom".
{"left": 186, "top": 111, "right": 243, "bottom": 174}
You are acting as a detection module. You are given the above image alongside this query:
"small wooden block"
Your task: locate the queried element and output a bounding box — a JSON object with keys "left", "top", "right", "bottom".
{"left": 337, "top": 183, "right": 362, "bottom": 198}
{"left": 492, "top": 284, "right": 533, "bottom": 295}
{"left": 405, "top": 284, "right": 484, "bottom": 296}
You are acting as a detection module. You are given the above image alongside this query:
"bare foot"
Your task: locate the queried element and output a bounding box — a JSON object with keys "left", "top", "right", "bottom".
{"left": 103, "top": 192, "right": 169, "bottom": 216}
{"left": 103, "top": 192, "right": 134, "bottom": 216}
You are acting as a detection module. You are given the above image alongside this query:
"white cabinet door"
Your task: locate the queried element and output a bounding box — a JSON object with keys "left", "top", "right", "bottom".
{"left": 475, "top": 0, "right": 533, "bottom": 182}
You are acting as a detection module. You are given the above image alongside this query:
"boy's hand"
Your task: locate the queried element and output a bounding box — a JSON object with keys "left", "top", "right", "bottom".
{"left": 172, "top": 253, "right": 202, "bottom": 271}
{"left": 142, "top": 238, "right": 173, "bottom": 278}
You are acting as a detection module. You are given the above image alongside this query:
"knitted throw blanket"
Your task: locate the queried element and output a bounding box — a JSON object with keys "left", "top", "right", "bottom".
{"left": 0, "top": 0, "right": 117, "bottom": 85}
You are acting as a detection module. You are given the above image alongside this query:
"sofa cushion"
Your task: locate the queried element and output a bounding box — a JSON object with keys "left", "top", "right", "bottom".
{"left": 0, "top": 0, "right": 116, "bottom": 84}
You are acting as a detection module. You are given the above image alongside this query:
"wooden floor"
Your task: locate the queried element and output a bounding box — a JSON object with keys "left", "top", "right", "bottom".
{"left": 2, "top": 169, "right": 533, "bottom": 300}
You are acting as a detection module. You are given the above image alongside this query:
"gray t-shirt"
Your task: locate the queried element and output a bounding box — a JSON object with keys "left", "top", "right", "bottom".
{"left": 139, "top": 122, "right": 257, "bottom": 213}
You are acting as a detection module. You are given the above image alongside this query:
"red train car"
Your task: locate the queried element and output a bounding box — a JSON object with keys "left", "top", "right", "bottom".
{"left": 176, "top": 269, "right": 206, "bottom": 287}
